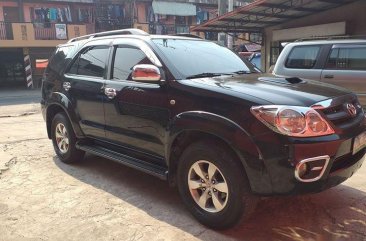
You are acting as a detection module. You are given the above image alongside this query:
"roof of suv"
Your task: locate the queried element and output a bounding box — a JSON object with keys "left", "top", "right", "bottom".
{"left": 287, "top": 39, "right": 366, "bottom": 46}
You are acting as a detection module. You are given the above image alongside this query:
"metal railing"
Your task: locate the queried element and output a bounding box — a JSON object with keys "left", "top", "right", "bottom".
{"left": 33, "top": 23, "right": 60, "bottom": 40}
{"left": 148, "top": 23, "right": 190, "bottom": 35}
{"left": 0, "top": 22, "right": 14, "bottom": 40}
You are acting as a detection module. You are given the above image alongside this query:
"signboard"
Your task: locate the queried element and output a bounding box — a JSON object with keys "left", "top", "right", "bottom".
{"left": 273, "top": 22, "right": 346, "bottom": 41}
{"left": 55, "top": 24, "right": 67, "bottom": 40}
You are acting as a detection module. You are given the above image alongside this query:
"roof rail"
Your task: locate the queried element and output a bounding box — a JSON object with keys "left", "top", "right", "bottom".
{"left": 295, "top": 35, "right": 366, "bottom": 42}
{"left": 68, "top": 28, "right": 149, "bottom": 43}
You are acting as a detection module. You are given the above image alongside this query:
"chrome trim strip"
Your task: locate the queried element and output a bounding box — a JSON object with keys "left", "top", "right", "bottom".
{"left": 295, "top": 155, "right": 330, "bottom": 183}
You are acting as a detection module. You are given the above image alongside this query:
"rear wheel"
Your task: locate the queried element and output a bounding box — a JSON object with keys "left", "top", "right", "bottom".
{"left": 177, "top": 140, "right": 257, "bottom": 229}
{"left": 51, "top": 112, "right": 84, "bottom": 163}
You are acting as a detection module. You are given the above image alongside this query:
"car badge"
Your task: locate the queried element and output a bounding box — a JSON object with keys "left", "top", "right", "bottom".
{"left": 346, "top": 103, "right": 357, "bottom": 117}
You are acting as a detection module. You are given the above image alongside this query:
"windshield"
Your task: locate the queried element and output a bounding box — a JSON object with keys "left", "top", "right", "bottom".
{"left": 152, "top": 39, "right": 250, "bottom": 78}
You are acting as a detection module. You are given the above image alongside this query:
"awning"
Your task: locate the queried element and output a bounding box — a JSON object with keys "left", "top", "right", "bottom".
{"left": 191, "top": 0, "right": 358, "bottom": 33}
{"left": 152, "top": 1, "right": 196, "bottom": 16}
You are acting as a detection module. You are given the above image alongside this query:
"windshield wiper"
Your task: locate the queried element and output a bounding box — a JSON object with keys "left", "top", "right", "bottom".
{"left": 186, "top": 73, "right": 233, "bottom": 79}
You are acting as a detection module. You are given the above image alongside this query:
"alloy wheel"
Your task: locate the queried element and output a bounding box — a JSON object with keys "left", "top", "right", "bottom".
{"left": 55, "top": 123, "right": 69, "bottom": 154}
{"left": 188, "top": 160, "right": 229, "bottom": 213}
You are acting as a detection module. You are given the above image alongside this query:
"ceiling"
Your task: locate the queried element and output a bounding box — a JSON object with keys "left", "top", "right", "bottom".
{"left": 191, "top": 0, "right": 359, "bottom": 33}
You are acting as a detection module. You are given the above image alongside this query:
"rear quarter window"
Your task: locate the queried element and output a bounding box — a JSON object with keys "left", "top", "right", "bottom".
{"left": 326, "top": 46, "right": 366, "bottom": 70}
{"left": 46, "top": 45, "right": 75, "bottom": 75}
{"left": 285, "top": 45, "right": 320, "bottom": 69}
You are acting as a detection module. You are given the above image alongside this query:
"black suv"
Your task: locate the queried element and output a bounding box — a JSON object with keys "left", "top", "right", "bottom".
{"left": 41, "top": 29, "right": 366, "bottom": 229}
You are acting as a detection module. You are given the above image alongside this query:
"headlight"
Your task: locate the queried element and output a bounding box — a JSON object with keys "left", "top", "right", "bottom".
{"left": 251, "top": 105, "right": 335, "bottom": 137}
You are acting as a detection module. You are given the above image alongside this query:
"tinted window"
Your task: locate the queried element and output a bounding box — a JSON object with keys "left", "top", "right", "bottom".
{"left": 47, "top": 45, "right": 74, "bottom": 74}
{"left": 151, "top": 39, "right": 249, "bottom": 77}
{"left": 326, "top": 46, "right": 366, "bottom": 70}
{"left": 285, "top": 46, "right": 320, "bottom": 69}
{"left": 112, "top": 47, "right": 152, "bottom": 80}
{"left": 69, "top": 46, "right": 109, "bottom": 77}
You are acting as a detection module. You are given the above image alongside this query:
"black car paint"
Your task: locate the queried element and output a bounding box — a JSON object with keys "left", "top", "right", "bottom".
{"left": 41, "top": 36, "right": 366, "bottom": 196}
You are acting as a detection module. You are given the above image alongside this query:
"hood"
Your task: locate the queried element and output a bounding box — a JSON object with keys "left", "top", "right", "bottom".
{"left": 185, "top": 73, "right": 351, "bottom": 107}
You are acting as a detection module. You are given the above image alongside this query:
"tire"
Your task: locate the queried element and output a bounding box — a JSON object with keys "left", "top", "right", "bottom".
{"left": 177, "top": 140, "right": 257, "bottom": 229}
{"left": 51, "top": 112, "right": 85, "bottom": 163}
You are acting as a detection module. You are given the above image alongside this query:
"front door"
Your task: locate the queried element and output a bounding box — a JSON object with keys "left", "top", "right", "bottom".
{"left": 3, "top": 7, "right": 20, "bottom": 22}
{"left": 64, "top": 45, "right": 110, "bottom": 138}
{"left": 103, "top": 44, "right": 169, "bottom": 163}
{"left": 3, "top": 7, "right": 19, "bottom": 40}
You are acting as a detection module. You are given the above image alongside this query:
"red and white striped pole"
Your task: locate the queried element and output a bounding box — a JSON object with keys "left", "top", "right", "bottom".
{"left": 24, "top": 55, "right": 33, "bottom": 88}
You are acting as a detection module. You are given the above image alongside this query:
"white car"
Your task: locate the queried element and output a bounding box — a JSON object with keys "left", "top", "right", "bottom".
{"left": 273, "top": 39, "right": 366, "bottom": 107}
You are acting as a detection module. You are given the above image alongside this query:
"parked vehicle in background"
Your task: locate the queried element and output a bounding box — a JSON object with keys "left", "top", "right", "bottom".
{"left": 41, "top": 29, "right": 366, "bottom": 229}
{"left": 273, "top": 39, "right": 366, "bottom": 107}
{"left": 249, "top": 52, "right": 261, "bottom": 70}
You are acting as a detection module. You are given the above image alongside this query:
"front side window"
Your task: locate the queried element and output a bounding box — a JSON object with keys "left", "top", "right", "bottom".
{"left": 285, "top": 46, "right": 320, "bottom": 69}
{"left": 68, "top": 46, "right": 109, "bottom": 78}
{"left": 326, "top": 46, "right": 366, "bottom": 70}
{"left": 112, "top": 47, "right": 152, "bottom": 80}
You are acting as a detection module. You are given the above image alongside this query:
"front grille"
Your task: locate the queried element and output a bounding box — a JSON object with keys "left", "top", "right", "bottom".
{"left": 318, "top": 100, "right": 363, "bottom": 128}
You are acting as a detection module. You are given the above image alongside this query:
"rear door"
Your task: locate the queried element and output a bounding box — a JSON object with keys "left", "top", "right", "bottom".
{"left": 103, "top": 39, "right": 169, "bottom": 164}
{"left": 64, "top": 41, "right": 111, "bottom": 138}
{"left": 321, "top": 44, "right": 366, "bottom": 107}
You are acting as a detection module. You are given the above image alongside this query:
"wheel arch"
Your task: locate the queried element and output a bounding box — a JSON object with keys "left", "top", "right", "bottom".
{"left": 166, "top": 111, "right": 271, "bottom": 193}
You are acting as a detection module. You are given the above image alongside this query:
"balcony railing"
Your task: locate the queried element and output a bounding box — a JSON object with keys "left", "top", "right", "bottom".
{"left": 33, "top": 23, "right": 59, "bottom": 40}
{"left": 148, "top": 23, "right": 190, "bottom": 35}
{"left": 0, "top": 22, "right": 89, "bottom": 46}
{"left": 0, "top": 22, "right": 14, "bottom": 40}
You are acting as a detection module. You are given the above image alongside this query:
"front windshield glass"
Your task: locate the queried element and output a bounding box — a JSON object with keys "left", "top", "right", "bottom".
{"left": 152, "top": 38, "right": 250, "bottom": 78}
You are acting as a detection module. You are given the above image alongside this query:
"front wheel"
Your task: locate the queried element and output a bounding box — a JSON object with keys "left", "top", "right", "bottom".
{"left": 177, "top": 140, "right": 257, "bottom": 229}
{"left": 51, "top": 112, "right": 84, "bottom": 163}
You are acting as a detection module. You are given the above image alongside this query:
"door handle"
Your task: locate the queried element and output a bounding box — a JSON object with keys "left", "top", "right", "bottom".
{"left": 63, "top": 82, "right": 71, "bottom": 91}
{"left": 324, "top": 75, "right": 334, "bottom": 79}
{"left": 104, "top": 87, "right": 117, "bottom": 99}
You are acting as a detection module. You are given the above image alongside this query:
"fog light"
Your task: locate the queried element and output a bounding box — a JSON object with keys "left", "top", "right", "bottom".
{"left": 296, "top": 162, "right": 309, "bottom": 178}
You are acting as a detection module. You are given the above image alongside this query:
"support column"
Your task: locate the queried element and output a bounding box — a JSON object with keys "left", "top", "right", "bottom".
{"left": 217, "top": 0, "right": 226, "bottom": 46}
{"left": 227, "top": 0, "right": 234, "bottom": 49}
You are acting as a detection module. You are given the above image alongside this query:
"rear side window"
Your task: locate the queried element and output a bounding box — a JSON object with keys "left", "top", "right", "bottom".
{"left": 112, "top": 46, "right": 152, "bottom": 80}
{"left": 68, "top": 46, "right": 109, "bottom": 78}
{"left": 326, "top": 46, "right": 366, "bottom": 70}
{"left": 285, "top": 46, "right": 320, "bottom": 69}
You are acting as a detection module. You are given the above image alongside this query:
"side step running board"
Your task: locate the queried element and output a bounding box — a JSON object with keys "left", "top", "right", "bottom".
{"left": 76, "top": 143, "right": 168, "bottom": 180}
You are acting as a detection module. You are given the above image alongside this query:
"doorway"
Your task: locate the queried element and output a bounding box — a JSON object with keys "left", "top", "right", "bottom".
{"left": 0, "top": 49, "right": 25, "bottom": 88}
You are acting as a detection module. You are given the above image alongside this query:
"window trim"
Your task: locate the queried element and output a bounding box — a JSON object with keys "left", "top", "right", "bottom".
{"left": 285, "top": 45, "right": 321, "bottom": 69}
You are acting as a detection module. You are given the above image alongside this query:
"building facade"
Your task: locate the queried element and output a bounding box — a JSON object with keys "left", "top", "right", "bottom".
{"left": 0, "top": 0, "right": 251, "bottom": 88}
{"left": 0, "top": 0, "right": 94, "bottom": 88}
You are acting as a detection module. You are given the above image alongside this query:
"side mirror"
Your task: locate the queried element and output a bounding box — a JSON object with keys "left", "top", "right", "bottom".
{"left": 132, "top": 64, "right": 161, "bottom": 82}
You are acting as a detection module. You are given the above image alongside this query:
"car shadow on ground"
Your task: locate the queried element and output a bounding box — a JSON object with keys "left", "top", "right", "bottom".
{"left": 54, "top": 154, "right": 366, "bottom": 241}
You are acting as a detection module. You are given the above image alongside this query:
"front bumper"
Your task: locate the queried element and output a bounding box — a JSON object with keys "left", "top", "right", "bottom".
{"left": 251, "top": 126, "right": 366, "bottom": 195}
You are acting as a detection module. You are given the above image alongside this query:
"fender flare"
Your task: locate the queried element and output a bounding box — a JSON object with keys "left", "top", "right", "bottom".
{"left": 166, "top": 111, "right": 272, "bottom": 193}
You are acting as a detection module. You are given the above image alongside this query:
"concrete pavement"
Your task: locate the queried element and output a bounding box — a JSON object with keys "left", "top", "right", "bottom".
{"left": 0, "top": 100, "right": 365, "bottom": 241}
{"left": 0, "top": 89, "right": 41, "bottom": 116}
